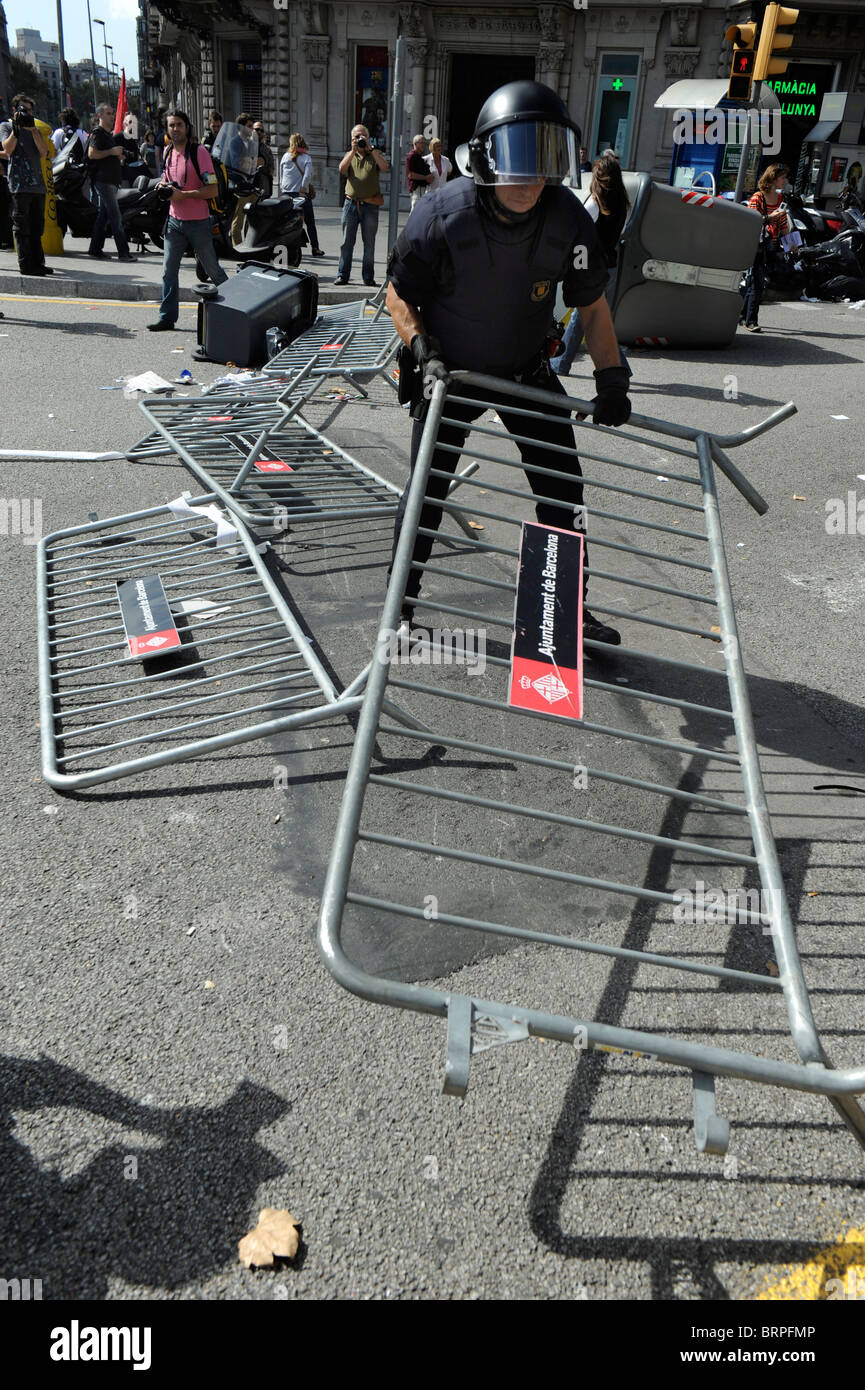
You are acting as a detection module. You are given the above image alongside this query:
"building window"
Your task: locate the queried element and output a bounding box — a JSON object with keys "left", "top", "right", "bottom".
{"left": 356, "top": 45, "right": 389, "bottom": 149}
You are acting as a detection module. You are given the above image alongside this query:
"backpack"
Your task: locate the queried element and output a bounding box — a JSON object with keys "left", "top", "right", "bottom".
{"left": 166, "top": 141, "right": 223, "bottom": 203}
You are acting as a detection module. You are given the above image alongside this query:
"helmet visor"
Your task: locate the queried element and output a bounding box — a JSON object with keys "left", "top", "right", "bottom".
{"left": 477, "top": 121, "right": 579, "bottom": 186}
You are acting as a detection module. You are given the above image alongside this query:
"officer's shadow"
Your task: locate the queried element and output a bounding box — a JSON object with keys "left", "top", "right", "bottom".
{"left": 0, "top": 1054, "right": 291, "bottom": 1298}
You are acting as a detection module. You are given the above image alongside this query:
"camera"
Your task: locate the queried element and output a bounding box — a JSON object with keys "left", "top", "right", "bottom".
{"left": 355, "top": 136, "right": 368, "bottom": 149}
{"left": 14, "top": 104, "right": 35, "bottom": 128}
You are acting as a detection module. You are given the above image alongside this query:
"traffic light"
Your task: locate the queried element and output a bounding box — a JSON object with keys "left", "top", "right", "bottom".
{"left": 755, "top": 4, "right": 799, "bottom": 82}
{"left": 725, "top": 21, "right": 758, "bottom": 102}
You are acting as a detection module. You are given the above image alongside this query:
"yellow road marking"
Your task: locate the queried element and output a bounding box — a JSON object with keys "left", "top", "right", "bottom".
{"left": 0, "top": 295, "right": 192, "bottom": 308}
{"left": 755, "top": 1226, "right": 865, "bottom": 1300}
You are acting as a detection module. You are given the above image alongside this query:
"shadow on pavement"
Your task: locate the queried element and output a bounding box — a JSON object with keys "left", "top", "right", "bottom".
{"left": 0, "top": 1055, "right": 291, "bottom": 1297}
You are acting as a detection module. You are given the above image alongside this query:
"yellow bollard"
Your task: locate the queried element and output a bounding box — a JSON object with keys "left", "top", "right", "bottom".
{"left": 35, "top": 120, "right": 63, "bottom": 256}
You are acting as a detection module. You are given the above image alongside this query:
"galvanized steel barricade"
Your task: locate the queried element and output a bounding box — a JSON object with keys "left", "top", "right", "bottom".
{"left": 135, "top": 391, "right": 402, "bottom": 531}
{"left": 262, "top": 316, "right": 400, "bottom": 400}
{"left": 37, "top": 497, "right": 384, "bottom": 791}
{"left": 318, "top": 371, "right": 865, "bottom": 1158}
{"left": 128, "top": 312, "right": 400, "bottom": 467}
{"left": 317, "top": 285, "right": 389, "bottom": 323}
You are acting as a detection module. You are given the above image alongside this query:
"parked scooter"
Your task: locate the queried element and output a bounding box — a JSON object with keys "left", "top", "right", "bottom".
{"left": 53, "top": 140, "right": 171, "bottom": 250}
{"left": 795, "top": 215, "right": 865, "bottom": 300}
{"left": 783, "top": 190, "right": 846, "bottom": 246}
{"left": 202, "top": 122, "right": 307, "bottom": 274}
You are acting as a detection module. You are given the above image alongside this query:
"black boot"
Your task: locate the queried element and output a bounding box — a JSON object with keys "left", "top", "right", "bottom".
{"left": 583, "top": 608, "right": 621, "bottom": 646}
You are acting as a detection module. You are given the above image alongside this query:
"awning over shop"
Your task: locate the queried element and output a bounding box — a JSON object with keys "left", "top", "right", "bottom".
{"left": 655, "top": 80, "right": 781, "bottom": 112}
{"left": 802, "top": 120, "right": 841, "bottom": 143}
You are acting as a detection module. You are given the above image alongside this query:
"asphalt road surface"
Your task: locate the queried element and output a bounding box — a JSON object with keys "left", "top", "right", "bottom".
{"left": 1, "top": 290, "right": 864, "bottom": 1304}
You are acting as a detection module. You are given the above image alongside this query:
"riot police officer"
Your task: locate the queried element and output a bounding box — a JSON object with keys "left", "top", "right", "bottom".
{"left": 386, "top": 80, "right": 631, "bottom": 646}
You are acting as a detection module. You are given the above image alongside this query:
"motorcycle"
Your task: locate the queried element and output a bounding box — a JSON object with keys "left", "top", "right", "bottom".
{"left": 200, "top": 122, "right": 307, "bottom": 276}
{"left": 794, "top": 214, "right": 865, "bottom": 300}
{"left": 782, "top": 190, "right": 846, "bottom": 246}
{"left": 52, "top": 140, "right": 171, "bottom": 250}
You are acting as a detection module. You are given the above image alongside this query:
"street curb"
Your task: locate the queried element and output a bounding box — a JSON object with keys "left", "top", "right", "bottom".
{"left": 0, "top": 271, "right": 376, "bottom": 305}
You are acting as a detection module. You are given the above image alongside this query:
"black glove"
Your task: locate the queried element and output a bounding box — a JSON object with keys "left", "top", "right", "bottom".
{"left": 410, "top": 332, "right": 449, "bottom": 385}
{"left": 591, "top": 365, "right": 631, "bottom": 427}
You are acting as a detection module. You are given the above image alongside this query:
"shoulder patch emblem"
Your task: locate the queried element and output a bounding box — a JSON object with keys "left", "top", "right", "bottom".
{"left": 530, "top": 279, "right": 552, "bottom": 302}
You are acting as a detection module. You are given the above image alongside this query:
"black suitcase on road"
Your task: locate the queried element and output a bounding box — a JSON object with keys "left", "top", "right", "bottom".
{"left": 195, "top": 262, "right": 319, "bottom": 367}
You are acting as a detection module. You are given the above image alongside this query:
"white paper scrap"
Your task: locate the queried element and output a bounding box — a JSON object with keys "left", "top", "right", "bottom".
{"left": 125, "top": 371, "right": 174, "bottom": 394}
{"left": 830, "top": 414, "right": 849, "bottom": 420}
{"left": 167, "top": 495, "right": 240, "bottom": 548}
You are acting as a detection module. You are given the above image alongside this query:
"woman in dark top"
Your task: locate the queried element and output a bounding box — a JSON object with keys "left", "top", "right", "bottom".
{"left": 140, "top": 129, "right": 158, "bottom": 176}
{"left": 552, "top": 151, "right": 631, "bottom": 376}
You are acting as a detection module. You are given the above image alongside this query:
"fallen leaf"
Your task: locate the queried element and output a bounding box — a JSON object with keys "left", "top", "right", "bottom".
{"left": 468, "top": 521, "right": 484, "bottom": 530}
{"left": 792, "top": 494, "right": 806, "bottom": 501}
{"left": 238, "top": 1208, "right": 300, "bottom": 1268}
{"left": 204, "top": 979, "right": 216, "bottom": 989}
{"left": 710, "top": 625, "right": 721, "bottom": 635}
{"left": 807, "top": 891, "right": 819, "bottom": 897}
{"left": 767, "top": 961, "right": 779, "bottom": 977}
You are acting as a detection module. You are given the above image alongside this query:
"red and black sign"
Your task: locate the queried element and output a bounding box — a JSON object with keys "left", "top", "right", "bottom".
{"left": 508, "top": 522, "right": 584, "bottom": 721}
{"left": 223, "top": 432, "right": 294, "bottom": 474}
{"left": 117, "top": 574, "right": 182, "bottom": 660}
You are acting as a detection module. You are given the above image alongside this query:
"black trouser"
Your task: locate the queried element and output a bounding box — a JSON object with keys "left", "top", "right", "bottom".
{"left": 391, "top": 361, "right": 589, "bottom": 605}
{"left": 0, "top": 173, "right": 14, "bottom": 246}
{"left": 300, "top": 195, "right": 320, "bottom": 252}
{"left": 11, "top": 190, "right": 46, "bottom": 273}
{"left": 741, "top": 243, "right": 767, "bottom": 326}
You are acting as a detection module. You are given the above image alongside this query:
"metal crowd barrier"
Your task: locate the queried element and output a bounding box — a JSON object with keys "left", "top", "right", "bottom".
{"left": 318, "top": 371, "right": 865, "bottom": 1159}
{"left": 317, "top": 285, "right": 390, "bottom": 322}
{"left": 134, "top": 393, "right": 402, "bottom": 530}
{"left": 262, "top": 316, "right": 400, "bottom": 400}
{"left": 128, "top": 310, "right": 400, "bottom": 467}
{"left": 37, "top": 497, "right": 423, "bottom": 790}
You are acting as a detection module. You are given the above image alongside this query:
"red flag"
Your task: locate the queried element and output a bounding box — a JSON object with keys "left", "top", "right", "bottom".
{"left": 113, "top": 70, "right": 128, "bottom": 134}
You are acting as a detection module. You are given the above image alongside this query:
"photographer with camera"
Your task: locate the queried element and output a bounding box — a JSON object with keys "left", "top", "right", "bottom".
{"left": 86, "top": 104, "right": 136, "bottom": 263}
{"left": 148, "top": 109, "right": 227, "bottom": 333}
{"left": 0, "top": 94, "right": 50, "bottom": 276}
{"left": 335, "top": 123, "right": 389, "bottom": 286}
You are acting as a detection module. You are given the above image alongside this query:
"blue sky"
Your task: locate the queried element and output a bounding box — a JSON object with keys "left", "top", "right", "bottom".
{"left": 4, "top": 0, "right": 140, "bottom": 80}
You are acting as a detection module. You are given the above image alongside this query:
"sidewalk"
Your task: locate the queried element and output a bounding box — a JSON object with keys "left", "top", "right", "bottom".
{"left": 0, "top": 203, "right": 408, "bottom": 304}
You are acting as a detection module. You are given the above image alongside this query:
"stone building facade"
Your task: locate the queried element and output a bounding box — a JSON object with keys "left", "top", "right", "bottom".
{"left": 139, "top": 1, "right": 865, "bottom": 203}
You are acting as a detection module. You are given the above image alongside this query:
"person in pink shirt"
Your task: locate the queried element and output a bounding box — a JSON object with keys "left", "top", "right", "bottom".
{"left": 148, "top": 108, "right": 228, "bottom": 331}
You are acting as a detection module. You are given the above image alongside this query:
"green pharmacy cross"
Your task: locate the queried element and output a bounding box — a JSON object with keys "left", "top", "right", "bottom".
{"left": 611, "top": 78, "right": 624, "bottom": 90}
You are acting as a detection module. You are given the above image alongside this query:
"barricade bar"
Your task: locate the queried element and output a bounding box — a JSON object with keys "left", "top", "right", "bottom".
{"left": 38, "top": 499, "right": 373, "bottom": 789}
{"left": 319, "top": 372, "right": 865, "bottom": 1156}
{"left": 376, "top": 722, "right": 749, "bottom": 815}
{"left": 347, "top": 895, "right": 779, "bottom": 984}
{"left": 385, "top": 676, "right": 740, "bottom": 764}
{"left": 366, "top": 774, "right": 756, "bottom": 865}
{"left": 137, "top": 398, "right": 401, "bottom": 531}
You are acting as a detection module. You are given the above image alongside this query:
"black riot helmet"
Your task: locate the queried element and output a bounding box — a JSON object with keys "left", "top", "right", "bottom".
{"left": 456, "top": 80, "right": 581, "bottom": 188}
